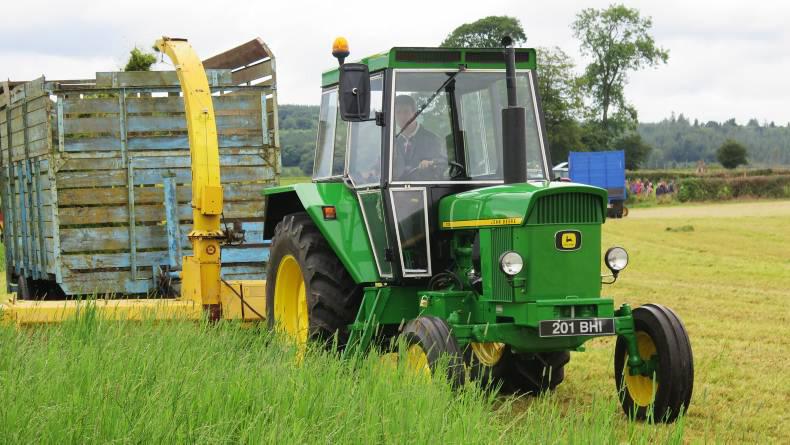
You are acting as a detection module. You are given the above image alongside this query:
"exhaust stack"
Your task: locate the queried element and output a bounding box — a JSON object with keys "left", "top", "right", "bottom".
{"left": 501, "top": 36, "right": 527, "bottom": 184}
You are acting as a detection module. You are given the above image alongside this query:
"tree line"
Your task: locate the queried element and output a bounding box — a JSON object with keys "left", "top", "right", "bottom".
{"left": 638, "top": 114, "right": 789, "bottom": 168}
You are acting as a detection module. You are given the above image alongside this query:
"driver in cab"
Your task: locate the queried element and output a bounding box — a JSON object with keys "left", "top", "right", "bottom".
{"left": 393, "top": 95, "right": 447, "bottom": 180}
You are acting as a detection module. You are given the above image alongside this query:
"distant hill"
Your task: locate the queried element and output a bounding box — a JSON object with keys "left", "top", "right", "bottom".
{"left": 279, "top": 105, "right": 319, "bottom": 174}
{"left": 639, "top": 115, "right": 790, "bottom": 168}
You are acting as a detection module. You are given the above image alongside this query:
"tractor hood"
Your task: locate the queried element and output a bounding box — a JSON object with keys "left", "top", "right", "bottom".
{"left": 439, "top": 181, "right": 608, "bottom": 229}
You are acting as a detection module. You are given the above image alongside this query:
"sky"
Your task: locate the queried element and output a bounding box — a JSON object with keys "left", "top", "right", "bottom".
{"left": 2, "top": 0, "right": 789, "bottom": 125}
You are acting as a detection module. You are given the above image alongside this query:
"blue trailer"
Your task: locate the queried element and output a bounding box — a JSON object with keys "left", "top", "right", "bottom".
{"left": 0, "top": 40, "right": 281, "bottom": 298}
{"left": 568, "top": 150, "right": 628, "bottom": 218}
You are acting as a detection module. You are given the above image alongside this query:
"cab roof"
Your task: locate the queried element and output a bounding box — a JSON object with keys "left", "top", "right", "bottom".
{"left": 321, "top": 47, "right": 537, "bottom": 87}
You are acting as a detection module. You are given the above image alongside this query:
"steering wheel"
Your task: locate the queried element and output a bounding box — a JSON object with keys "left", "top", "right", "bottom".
{"left": 447, "top": 161, "right": 466, "bottom": 179}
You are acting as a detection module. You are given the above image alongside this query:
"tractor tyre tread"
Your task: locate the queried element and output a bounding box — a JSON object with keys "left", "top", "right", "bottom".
{"left": 265, "top": 212, "right": 361, "bottom": 349}
{"left": 614, "top": 304, "right": 694, "bottom": 423}
{"left": 647, "top": 304, "right": 694, "bottom": 415}
{"left": 402, "top": 316, "right": 465, "bottom": 387}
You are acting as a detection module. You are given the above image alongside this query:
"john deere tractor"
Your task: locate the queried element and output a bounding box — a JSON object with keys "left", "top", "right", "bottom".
{"left": 263, "top": 37, "right": 693, "bottom": 422}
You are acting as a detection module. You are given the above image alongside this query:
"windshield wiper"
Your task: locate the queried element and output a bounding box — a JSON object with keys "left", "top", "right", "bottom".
{"left": 395, "top": 67, "right": 466, "bottom": 138}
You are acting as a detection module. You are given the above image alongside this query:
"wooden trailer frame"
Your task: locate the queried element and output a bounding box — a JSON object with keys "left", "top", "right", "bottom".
{"left": 0, "top": 38, "right": 280, "bottom": 298}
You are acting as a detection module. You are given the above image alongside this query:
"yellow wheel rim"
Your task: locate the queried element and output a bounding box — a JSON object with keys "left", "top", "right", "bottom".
{"left": 406, "top": 344, "right": 431, "bottom": 377}
{"left": 470, "top": 342, "right": 505, "bottom": 367}
{"left": 624, "top": 331, "right": 659, "bottom": 407}
{"left": 273, "top": 255, "right": 309, "bottom": 346}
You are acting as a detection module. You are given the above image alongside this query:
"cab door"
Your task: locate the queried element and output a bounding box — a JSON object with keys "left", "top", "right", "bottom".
{"left": 347, "top": 74, "right": 394, "bottom": 279}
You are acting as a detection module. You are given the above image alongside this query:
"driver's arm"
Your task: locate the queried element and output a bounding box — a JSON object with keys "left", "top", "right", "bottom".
{"left": 418, "top": 131, "right": 446, "bottom": 168}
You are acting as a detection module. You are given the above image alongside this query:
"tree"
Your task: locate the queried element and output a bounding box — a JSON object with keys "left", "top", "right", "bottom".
{"left": 441, "top": 16, "right": 526, "bottom": 48}
{"left": 717, "top": 139, "right": 747, "bottom": 169}
{"left": 572, "top": 4, "right": 668, "bottom": 144}
{"left": 613, "top": 132, "right": 652, "bottom": 169}
{"left": 124, "top": 47, "right": 157, "bottom": 71}
{"left": 536, "top": 46, "right": 585, "bottom": 162}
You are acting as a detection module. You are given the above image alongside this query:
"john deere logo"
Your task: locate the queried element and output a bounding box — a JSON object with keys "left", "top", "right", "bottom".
{"left": 555, "top": 230, "right": 582, "bottom": 251}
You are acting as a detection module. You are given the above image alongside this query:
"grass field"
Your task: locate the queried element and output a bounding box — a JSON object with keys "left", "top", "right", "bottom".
{"left": 1, "top": 200, "right": 788, "bottom": 443}
{"left": 278, "top": 175, "right": 311, "bottom": 186}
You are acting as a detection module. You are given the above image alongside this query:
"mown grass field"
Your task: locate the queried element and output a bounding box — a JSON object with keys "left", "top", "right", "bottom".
{"left": 279, "top": 175, "right": 311, "bottom": 186}
{"left": 1, "top": 200, "right": 788, "bottom": 443}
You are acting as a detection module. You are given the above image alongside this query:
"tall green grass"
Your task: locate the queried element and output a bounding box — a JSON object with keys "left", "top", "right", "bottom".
{"left": 0, "top": 312, "right": 685, "bottom": 444}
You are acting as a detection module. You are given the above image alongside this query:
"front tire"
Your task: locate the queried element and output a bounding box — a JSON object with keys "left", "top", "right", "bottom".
{"left": 400, "top": 316, "right": 465, "bottom": 387}
{"left": 614, "top": 304, "right": 694, "bottom": 423}
{"left": 468, "top": 346, "right": 569, "bottom": 394}
{"left": 265, "top": 212, "right": 361, "bottom": 349}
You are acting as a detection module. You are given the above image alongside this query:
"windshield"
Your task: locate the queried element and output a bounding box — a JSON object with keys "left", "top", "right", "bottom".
{"left": 390, "top": 70, "right": 547, "bottom": 183}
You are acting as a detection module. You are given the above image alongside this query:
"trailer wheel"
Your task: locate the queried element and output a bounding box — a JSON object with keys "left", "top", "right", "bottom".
{"left": 615, "top": 304, "right": 693, "bottom": 423}
{"left": 468, "top": 346, "right": 569, "bottom": 394}
{"left": 400, "top": 316, "right": 465, "bottom": 387}
{"left": 265, "top": 212, "right": 361, "bottom": 350}
{"left": 622, "top": 206, "right": 629, "bottom": 217}
{"left": 16, "top": 275, "right": 31, "bottom": 301}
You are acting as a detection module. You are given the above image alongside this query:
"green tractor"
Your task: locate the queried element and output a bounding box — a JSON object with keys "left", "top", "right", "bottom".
{"left": 263, "top": 37, "right": 693, "bottom": 422}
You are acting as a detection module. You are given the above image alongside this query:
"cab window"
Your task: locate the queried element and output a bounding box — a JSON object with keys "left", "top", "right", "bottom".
{"left": 314, "top": 90, "right": 337, "bottom": 178}
{"left": 313, "top": 88, "right": 348, "bottom": 179}
{"left": 348, "top": 75, "right": 384, "bottom": 186}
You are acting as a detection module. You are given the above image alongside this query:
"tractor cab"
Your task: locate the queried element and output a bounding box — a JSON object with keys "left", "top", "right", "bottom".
{"left": 312, "top": 44, "right": 551, "bottom": 281}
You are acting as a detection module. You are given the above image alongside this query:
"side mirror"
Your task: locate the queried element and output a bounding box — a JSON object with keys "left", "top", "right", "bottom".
{"left": 338, "top": 63, "right": 371, "bottom": 121}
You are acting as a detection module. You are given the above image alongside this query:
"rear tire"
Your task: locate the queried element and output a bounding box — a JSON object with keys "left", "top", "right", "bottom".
{"left": 400, "top": 316, "right": 465, "bottom": 387}
{"left": 265, "top": 212, "right": 361, "bottom": 349}
{"left": 614, "top": 304, "right": 693, "bottom": 423}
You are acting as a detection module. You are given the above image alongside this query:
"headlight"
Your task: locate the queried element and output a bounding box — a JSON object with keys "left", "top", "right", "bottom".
{"left": 605, "top": 247, "right": 629, "bottom": 272}
{"left": 499, "top": 251, "right": 523, "bottom": 276}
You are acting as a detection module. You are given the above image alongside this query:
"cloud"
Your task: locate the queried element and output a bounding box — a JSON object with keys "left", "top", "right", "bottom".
{"left": 1, "top": 0, "right": 788, "bottom": 124}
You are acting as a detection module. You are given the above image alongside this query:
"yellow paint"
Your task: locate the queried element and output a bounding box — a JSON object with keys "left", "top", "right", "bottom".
{"left": 470, "top": 342, "right": 505, "bottom": 367}
{"left": 155, "top": 37, "right": 225, "bottom": 307}
{"left": 273, "top": 255, "right": 309, "bottom": 345}
{"left": 200, "top": 185, "right": 224, "bottom": 215}
{"left": 406, "top": 344, "right": 432, "bottom": 376}
{"left": 561, "top": 232, "right": 578, "bottom": 249}
{"left": 442, "top": 217, "right": 523, "bottom": 229}
{"left": 0, "top": 299, "right": 202, "bottom": 326}
{"left": 624, "top": 332, "right": 659, "bottom": 407}
{"left": 219, "top": 280, "right": 267, "bottom": 321}
{"left": 379, "top": 352, "right": 399, "bottom": 368}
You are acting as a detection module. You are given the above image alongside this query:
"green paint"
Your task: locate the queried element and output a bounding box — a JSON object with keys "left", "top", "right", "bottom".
{"left": 321, "top": 47, "right": 537, "bottom": 87}
{"left": 438, "top": 182, "right": 607, "bottom": 228}
{"left": 264, "top": 182, "right": 379, "bottom": 284}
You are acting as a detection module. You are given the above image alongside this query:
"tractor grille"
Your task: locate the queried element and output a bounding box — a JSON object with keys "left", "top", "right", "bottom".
{"left": 490, "top": 227, "right": 515, "bottom": 302}
{"left": 527, "top": 193, "right": 603, "bottom": 225}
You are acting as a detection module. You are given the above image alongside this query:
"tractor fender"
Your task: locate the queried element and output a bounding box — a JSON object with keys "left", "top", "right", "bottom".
{"left": 263, "top": 183, "right": 379, "bottom": 284}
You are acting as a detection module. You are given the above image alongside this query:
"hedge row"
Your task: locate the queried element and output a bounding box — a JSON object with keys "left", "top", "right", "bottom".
{"left": 676, "top": 175, "right": 790, "bottom": 202}
{"left": 627, "top": 168, "right": 790, "bottom": 183}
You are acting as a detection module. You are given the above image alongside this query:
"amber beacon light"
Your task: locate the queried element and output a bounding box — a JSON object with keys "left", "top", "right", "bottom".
{"left": 332, "top": 37, "right": 350, "bottom": 64}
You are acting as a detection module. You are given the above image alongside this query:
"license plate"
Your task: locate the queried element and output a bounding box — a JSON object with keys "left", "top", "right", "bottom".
{"left": 538, "top": 318, "right": 615, "bottom": 337}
